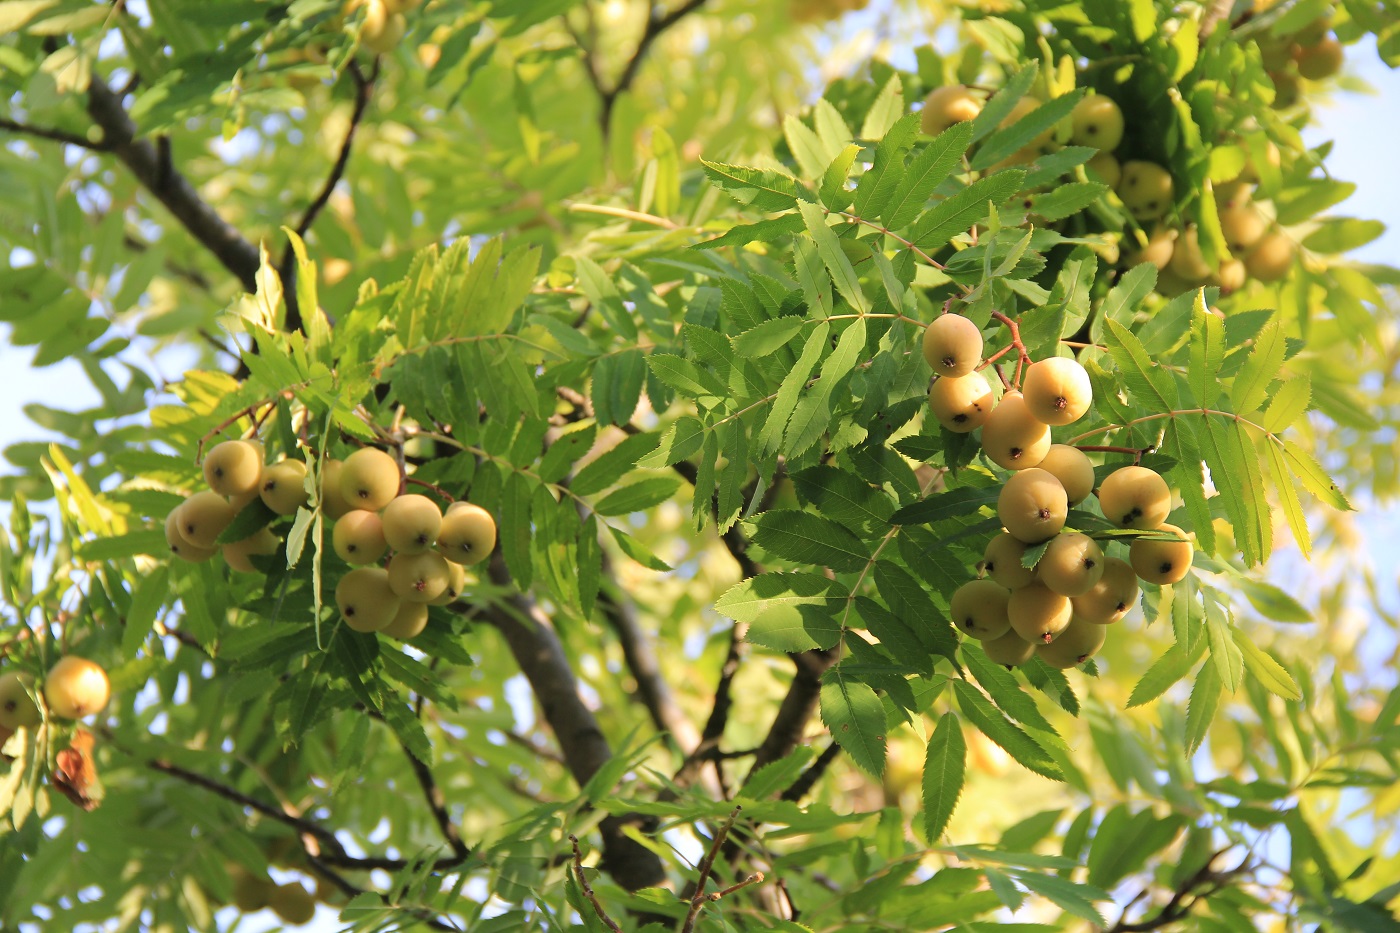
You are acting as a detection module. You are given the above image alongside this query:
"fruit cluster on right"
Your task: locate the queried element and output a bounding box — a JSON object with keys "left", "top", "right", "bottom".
{"left": 164, "top": 441, "right": 498, "bottom": 640}
{"left": 922, "top": 314, "right": 1195, "bottom": 672}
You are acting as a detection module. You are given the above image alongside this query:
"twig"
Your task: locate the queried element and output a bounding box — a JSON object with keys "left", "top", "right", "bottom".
{"left": 597, "top": 0, "right": 710, "bottom": 139}
{"left": 404, "top": 476, "right": 457, "bottom": 503}
{"left": 680, "top": 807, "right": 750, "bottom": 933}
{"left": 0, "top": 116, "right": 106, "bottom": 150}
{"left": 400, "top": 740, "right": 469, "bottom": 859}
{"left": 1110, "top": 849, "right": 1248, "bottom": 933}
{"left": 779, "top": 743, "right": 841, "bottom": 801}
{"left": 569, "top": 835, "right": 623, "bottom": 933}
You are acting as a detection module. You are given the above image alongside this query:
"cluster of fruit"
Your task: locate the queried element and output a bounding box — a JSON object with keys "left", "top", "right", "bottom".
{"left": 787, "top": 0, "right": 870, "bottom": 23}
{"left": 1260, "top": 13, "right": 1344, "bottom": 109}
{"left": 921, "top": 315, "right": 1194, "bottom": 671}
{"left": 163, "top": 440, "right": 497, "bottom": 639}
{"left": 224, "top": 865, "right": 317, "bottom": 927}
{"left": 350, "top": 0, "right": 419, "bottom": 55}
{"left": 0, "top": 657, "right": 112, "bottom": 741}
{"left": 919, "top": 80, "right": 1298, "bottom": 297}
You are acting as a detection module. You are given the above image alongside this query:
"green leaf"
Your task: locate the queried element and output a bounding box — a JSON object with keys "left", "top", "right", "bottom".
{"left": 75, "top": 530, "right": 169, "bottom": 561}
{"left": 591, "top": 348, "right": 647, "bottom": 426}
{"left": 1282, "top": 439, "right": 1352, "bottom": 510}
{"left": 1301, "top": 218, "right": 1385, "bottom": 254}
{"left": 785, "top": 114, "right": 832, "bottom": 181}
{"left": 953, "top": 680, "right": 1063, "bottom": 781}
{"left": 1230, "top": 316, "right": 1285, "bottom": 414}
{"left": 637, "top": 417, "right": 704, "bottom": 469}
{"left": 1262, "top": 376, "right": 1311, "bottom": 433}
{"left": 538, "top": 423, "right": 598, "bottom": 484}
{"left": 570, "top": 431, "right": 658, "bottom": 497}
{"left": 1189, "top": 295, "right": 1226, "bottom": 408}
{"left": 123, "top": 565, "right": 169, "bottom": 658}
{"left": 593, "top": 476, "right": 683, "bottom": 516}
{"left": 607, "top": 526, "right": 673, "bottom": 571}
{"left": 1011, "top": 870, "right": 1108, "bottom": 926}
{"left": 785, "top": 317, "right": 867, "bottom": 456}
{"left": 971, "top": 90, "right": 1087, "bottom": 171}
{"left": 861, "top": 73, "right": 906, "bottom": 139}
{"left": 798, "top": 200, "right": 869, "bottom": 314}
{"left": 1096, "top": 263, "right": 1157, "bottom": 338}
{"left": 791, "top": 465, "right": 894, "bottom": 530}
{"left": 963, "top": 645, "right": 1056, "bottom": 734}
{"left": 853, "top": 113, "right": 920, "bottom": 220}
{"left": 1126, "top": 637, "right": 1204, "bottom": 708}
{"left": 1265, "top": 440, "right": 1311, "bottom": 558}
{"left": 1019, "top": 182, "right": 1108, "bottom": 223}
{"left": 748, "top": 509, "right": 870, "bottom": 572}
{"left": 733, "top": 316, "right": 807, "bottom": 358}
{"left": 853, "top": 597, "right": 933, "bottom": 675}
{"left": 575, "top": 255, "right": 638, "bottom": 341}
{"left": 884, "top": 122, "right": 974, "bottom": 231}
{"left": 715, "top": 572, "right": 847, "bottom": 651}
{"left": 1205, "top": 600, "right": 1243, "bottom": 693}
{"left": 820, "top": 673, "right": 887, "bottom": 777}
{"left": 648, "top": 353, "right": 725, "bottom": 399}
{"left": 695, "top": 213, "right": 805, "bottom": 250}
{"left": 1232, "top": 629, "right": 1302, "bottom": 700}
{"left": 1238, "top": 578, "right": 1311, "bottom": 623}
{"left": 701, "top": 159, "right": 811, "bottom": 211}
{"left": 740, "top": 746, "right": 817, "bottom": 800}
{"left": 890, "top": 485, "right": 999, "bottom": 526}
{"left": 758, "top": 321, "right": 829, "bottom": 455}
{"left": 1184, "top": 661, "right": 1221, "bottom": 755}
{"left": 502, "top": 471, "right": 534, "bottom": 589}
{"left": 1103, "top": 319, "right": 1178, "bottom": 411}
{"left": 910, "top": 170, "right": 1028, "bottom": 251}
{"left": 820, "top": 144, "right": 862, "bottom": 211}
{"left": 922, "top": 713, "right": 966, "bottom": 841}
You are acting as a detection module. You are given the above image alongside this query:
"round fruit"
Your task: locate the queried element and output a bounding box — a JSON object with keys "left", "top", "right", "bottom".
{"left": 928, "top": 371, "right": 995, "bottom": 434}
{"left": 1036, "top": 617, "right": 1107, "bottom": 669}
{"left": 1270, "top": 70, "right": 1301, "bottom": 108}
{"left": 223, "top": 527, "right": 279, "bottom": 573}
{"left": 949, "top": 579, "right": 1012, "bottom": 641}
{"left": 429, "top": 560, "right": 468, "bottom": 605}
{"left": 438, "top": 503, "right": 498, "bottom": 566}
{"left": 1219, "top": 202, "right": 1268, "bottom": 254}
{"left": 1070, "top": 94, "right": 1125, "bottom": 151}
{"left": 1245, "top": 232, "right": 1294, "bottom": 282}
{"left": 203, "top": 440, "right": 264, "bottom": 498}
{"left": 362, "top": 0, "right": 407, "bottom": 55}
{"left": 1008, "top": 582, "right": 1073, "bottom": 644}
{"left": 1072, "top": 557, "right": 1140, "bottom": 624}
{"left": 269, "top": 882, "right": 317, "bottom": 925}
{"left": 922, "top": 314, "right": 983, "bottom": 377}
{"left": 982, "top": 392, "right": 1051, "bottom": 470}
{"left": 997, "top": 468, "right": 1068, "bottom": 544}
{"left": 179, "top": 491, "right": 236, "bottom": 548}
{"left": 336, "top": 567, "right": 401, "bottom": 632}
{"left": 319, "top": 458, "right": 353, "bottom": 520}
{"left": 380, "top": 494, "right": 442, "bottom": 554}
{"left": 165, "top": 508, "right": 216, "bottom": 562}
{"left": 43, "top": 657, "right": 111, "bottom": 720}
{"left": 1022, "top": 356, "right": 1093, "bottom": 426}
{"left": 382, "top": 601, "right": 430, "bottom": 640}
{"left": 260, "top": 460, "right": 310, "bottom": 516}
{"left": 231, "top": 869, "right": 274, "bottom": 912}
{"left": 1216, "top": 259, "right": 1248, "bottom": 292}
{"left": 0, "top": 672, "right": 40, "bottom": 729}
{"left": 921, "top": 85, "right": 982, "bottom": 135}
{"left": 333, "top": 511, "right": 388, "bottom": 565}
{"left": 1117, "top": 161, "right": 1174, "bottom": 221}
{"left": 1098, "top": 465, "right": 1171, "bottom": 529}
{"left": 1294, "top": 37, "right": 1343, "bottom": 80}
{"left": 388, "top": 550, "right": 453, "bottom": 603}
{"left": 983, "top": 532, "right": 1036, "bottom": 589}
{"left": 1037, "top": 445, "right": 1095, "bottom": 505}
{"left": 980, "top": 627, "right": 1037, "bottom": 668}
{"left": 340, "top": 447, "right": 401, "bottom": 512}
{"left": 1130, "top": 523, "right": 1194, "bottom": 584}
{"left": 1127, "top": 226, "right": 1178, "bottom": 270}
{"left": 1086, "top": 151, "right": 1121, "bottom": 188}
{"left": 1036, "top": 532, "right": 1106, "bottom": 598}
{"left": 1168, "top": 226, "right": 1212, "bottom": 283}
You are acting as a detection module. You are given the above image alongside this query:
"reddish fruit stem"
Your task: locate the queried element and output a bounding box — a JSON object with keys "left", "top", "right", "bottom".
{"left": 989, "top": 310, "right": 1033, "bottom": 390}
{"left": 404, "top": 477, "right": 457, "bottom": 503}
{"left": 1075, "top": 444, "right": 1156, "bottom": 464}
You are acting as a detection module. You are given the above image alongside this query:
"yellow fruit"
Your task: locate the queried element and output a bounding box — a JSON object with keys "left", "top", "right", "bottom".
{"left": 362, "top": 0, "right": 406, "bottom": 55}
{"left": 1036, "top": 616, "right": 1107, "bottom": 668}
{"left": 382, "top": 601, "right": 430, "bottom": 639}
{"left": 260, "top": 460, "right": 310, "bottom": 516}
{"left": 333, "top": 511, "right": 388, "bottom": 565}
{"left": 43, "top": 656, "right": 111, "bottom": 720}
{"left": 319, "top": 459, "right": 353, "bottom": 520}
{"left": 429, "top": 560, "right": 468, "bottom": 605}
{"left": 928, "top": 371, "right": 995, "bottom": 434}
{"left": 1022, "top": 357, "right": 1093, "bottom": 426}
{"left": 165, "top": 508, "right": 216, "bottom": 562}
{"left": 203, "top": 440, "right": 264, "bottom": 498}
{"left": 1168, "top": 226, "right": 1212, "bottom": 283}
{"left": 1037, "top": 445, "right": 1095, "bottom": 506}
{"left": 269, "top": 882, "right": 317, "bottom": 925}
{"left": 1008, "top": 582, "right": 1073, "bottom": 644}
{"left": 1036, "top": 532, "right": 1106, "bottom": 598}
{"left": 1072, "top": 557, "right": 1140, "bottom": 624}
{"left": 1086, "top": 152, "right": 1121, "bottom": 188}
{"left": 983, "top": 532, "right": 1036, "bottom": 589}
{"left": 437, "top": 503, "right": 497, "bottom": 566}
{"left": 1070, "top": 94, "right": 1125, "bottom": 151}
{"left": 981, "top": 392, "right": 1052, "bottom": 470}
{"left": 1294, "top": 37, "right": 1343, "bottom": 80}
{"left": 949, "top": 579, "right": 1012, "bottom": 641}
{"left": 1126, "top": 226, "right": 1178, "bottom": 270}
{"left": 980, "top": 627, "right": 1036, "bottom": 668}
{"left": 388, "top": 550, "right": 453, "bottom": 603}
{"left": 231, "top": 870, "right": 274, "bottom": 912}
{"left": 223, "top": 527, "right": 279, "bottom": 573}
{"left": 1245, "top": 232, "right": 1294, "bottom": 282}
{"left": 341, "top": 448, "right": 401, "bottom": 512}
{"left": 997, "top": 468, "right": 1068, "bottom": 544}
{"left": 1098, "top": 465, "right": 1172, "bottom": 529}
{"left": 1219, "top": 202, "right": 1268, "bottom": 254}
{"left": 921, "top": 85, "right": 982, "bottom": 135}
{"left": 0, "top": 672, "right": 40, "bottom": 729}
{"left": 380, "top": 494, "right": 442, "bottom": 554}
{"left": 179, "top": 491, "right": 236, "bottom": 548}
{"left": 922, "top": 314, "right": 983, "bottom": 377}
{"left": 336, "top": 567, "right": 401, "bottom": 632}
{"left": 1117, "top": 161, "right": 1174, "bottom": 221}
{"left": 1130, "top": 523, "right": 1194, "bottom": 584}
{"left": 1216, "top": 258, "right": 1248, "bottom": 292}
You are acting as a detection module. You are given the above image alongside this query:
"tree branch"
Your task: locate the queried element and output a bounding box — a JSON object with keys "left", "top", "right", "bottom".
{"left": 748, "top": 648, "right": 837, "bottom": 774}
{"left": 596, "top": 0, "right": 711, "bottom": 139}
{"left": 779, "top": 742, "right": 841, "bottom": 802}
{"left": 400, "top": 739, "right": 469, "bottom": 859}
{"left": 85, "top": 74, "right": 261, "bottom": 292}
{"left": 0, "top": 116, "right": 106, "bottom": 150}
{"left": 1110, "top": 850, "right": 1249, "bottom": 933}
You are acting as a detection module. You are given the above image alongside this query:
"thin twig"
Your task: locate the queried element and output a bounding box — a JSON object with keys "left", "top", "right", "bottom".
{"left": 779, "top": 743, "right": 841, "bottom": 801}
{"left": 597, "top": 0, "right": 710, "bottom": 138}
{"left": 400, "top": 740, "right": 469, "bottom": 858}
{"left": 0, "top": 116, "right": 106, "bottom": 150}
{"left": 680, "top": 807, "right": 748, "bottom": 933}
{"left": 569, "top": 835, "right": 623, "bottom": 933}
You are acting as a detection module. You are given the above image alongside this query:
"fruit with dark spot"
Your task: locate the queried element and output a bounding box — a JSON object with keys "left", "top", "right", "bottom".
{"left": 336, "top": 567, "right": 401, "bottom": 633}
{"left": 260, "top": 460, "right": 310, "bottom": 516}
{"left": 980, "top": 627, "right": 1036, "bottom": 667}
{"left": 1022, "top": 357, "right": 1093, "bottom": 426}
{"left": 340, "top": 447, "right": 400, "bottom": 512}
{"left": 438, "top": 503, "right": 497, "bottom": 566}
{"left": 381, "top": 494, "right": 442, "bottom": 554}
{"left": 982, "top": 391, "right": 1051, "bottom": 470}
{"left": 1294, "top": 37, "right": 1343, "bottom": 80}
{"left": 0, "top": 672, "right": 40, "bottom": 730}
{"left": 429, "top": 560, "right": 468, "bottom": 605}
{"left": 43, "top": 656, "right": 111, "bottom": 720}
{"left": 921, "top": 85, "right": 983, "bottom": 135}
{"left": 1008, "top": 582, "right": 1073, "bottom": 643}
{"left": 922, "top": 314, "right": 983, "bottom": 377}
{"left": 319, "top": 458, "right": 353, "bottom": 520}
{"left": 333, "top": 511, "right": 388, "bottom": 565}
{"left": 383, "top": 601, "right": 430, "bottom": 640}
{"left": 1070, "top": 94, "right": 1125, "bottom": 151}
{"left": 1219, "top": 201, "right": 1268, "bottom": 254}
{"left": 179, "top": 491, "right": 236, "bottom": 548}
{"left": 1167, "top": 226, "right": 1212, "bottom": 283}
{"left": 1037, "top": 444, "right": 1095, "bottom": 505}
{"left": 1036, "top": 532, "right": 1105, "bottom": 597}
{"left": 269, "top": 882, "right": 317, "bottom": 925}
{"left": 1117, "top": 161, "right": 1174, "bottom": 221}
{"left": 1036, "top": 616, "right": 1107, "bottom": 669}
{"left": 928, "top": 371, "right": 995, "bottom": 433}
{"left": 165, "top": 508, "right": 216, "bottom": 562}
{"left": 949, "top": 579, "right": 1012, "bottom": 640}
{"left": 202, "top": 440, "right": 264, "bottom": 498}
{"left": 1245, "top": 232, "right": 1294, "bottom": 282}
{"left": 1098, "top": 465, "right": 1171, "bottom": 529}
{"left": 1130, "top": 523, "right": 1194, "bottom": 584}
{"left": 997, "top": 468, "right": 1068, "bottom": 544}
{"left": 388, "top": 550, "right": 453, "bottom": 603}
{"left": 983, "top": 532, "right": 1036, "bottom": 589}
{"left": 1072, "top": 557, "right": 1140, "bottom": 624}
{"left": 223, "top": 527, "right": 279, "bottom": 573}
{"left": 1086, "top": 152, "right": 1121, "bottom": 188}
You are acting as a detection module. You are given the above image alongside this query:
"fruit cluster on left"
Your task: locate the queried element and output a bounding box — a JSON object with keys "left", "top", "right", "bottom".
{"left": 0, "top": 657, "right": 111, "bottom": 743}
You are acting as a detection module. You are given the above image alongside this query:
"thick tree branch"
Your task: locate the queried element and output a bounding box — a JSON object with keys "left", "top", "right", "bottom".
{"left": 85, "top": 74, "right": 261, "bottom": 292}
{"left": 749, "top": 649, "right": 837, "bottom": 774}
{"left": 1110, "top": 850, "right": 1249, "bottom": 933}
{"left": 0, "top": 116, "right": 106, "bottom": 150}
{"left": 779, "top": 742, "right": 841, "bottom": 802}
{"left": 481, "top": 558, "right": 667, "bottom": 892}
